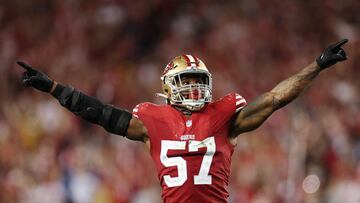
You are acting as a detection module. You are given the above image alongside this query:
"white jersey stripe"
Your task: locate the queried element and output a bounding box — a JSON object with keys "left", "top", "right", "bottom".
{"left": 236, "top": 99, "right": 246, "bottom": 106}
{"left": 236, "top": 104, "right": 246, "bottom": 110}
{"left": 236, "top": 106, "right": 245, "bottom": 113}
{"left": 133, "top": 106, "right": 139, "bottom": 118}
{"left": 235, "top": 95, "right": 243, "bottom": 99}
{"left": 235, "top": 93, "right": 246, "bottom": 113}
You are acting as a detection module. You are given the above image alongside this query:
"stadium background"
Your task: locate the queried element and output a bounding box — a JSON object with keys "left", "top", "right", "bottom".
{"left": 0, "top": 0, "right": 359, "bottom": 202}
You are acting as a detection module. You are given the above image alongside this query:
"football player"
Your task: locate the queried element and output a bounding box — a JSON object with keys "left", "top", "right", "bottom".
{"left": 18, "top": 39, "right": 348, "bottom": 203}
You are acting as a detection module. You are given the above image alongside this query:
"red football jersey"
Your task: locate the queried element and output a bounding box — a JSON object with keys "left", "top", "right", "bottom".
{"left": 133, "top": 93, "right": 246, "bottom": 203}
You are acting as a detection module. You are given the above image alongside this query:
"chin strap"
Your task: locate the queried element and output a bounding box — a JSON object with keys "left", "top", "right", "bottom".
{"left": 156, "top": 93, "right": 171, "bottom": 104}
{"left": 155, "top": 93, "right": 168, "bottom": 99}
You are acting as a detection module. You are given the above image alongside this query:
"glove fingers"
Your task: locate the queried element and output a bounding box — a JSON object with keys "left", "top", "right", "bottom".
{"left": 22, "top": 78, "right": 32, "bottom": 86}
{"left": 23, "top": 76, "right": 40, "bottom": 86}
{"left": 22, "top": 72, "right": 31, "bottom": 86}
{"left": 317, "top": 40, "right": 348, "bottom": 69}
{"left": 22, "top": 80, "right": 29, "bottom": 86}
{"left": 22, "top": 72, "right": 29, "bottom": 80}
{"left": 17, "top": 61, "right": 34, "bottom": 72}
{"left": 337, "top": 49, "right": 347, "bottom": 61}
{"left": 337, "top": 54, "right": 347, "bottom": 61}
{"left": 332, "top": 39, "right": 348, "bottom": 50}
{"left": 332, "top": 53, "right": 347, "bottom": 62}
{"left": 337, "top": 49, "right": 346, "bottom": 57}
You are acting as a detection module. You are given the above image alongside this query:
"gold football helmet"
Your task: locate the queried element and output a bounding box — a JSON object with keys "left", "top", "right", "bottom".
{"left": 158, "top": 55, "right": 212, "bottom": 111}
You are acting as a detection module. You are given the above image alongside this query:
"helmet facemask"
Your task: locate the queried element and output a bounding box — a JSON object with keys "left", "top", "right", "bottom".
{"left": 158, "top": 55, "right": 213, "bottom": 112}
{"left": 163, "top": 70, "right": 212, "bottom": 111}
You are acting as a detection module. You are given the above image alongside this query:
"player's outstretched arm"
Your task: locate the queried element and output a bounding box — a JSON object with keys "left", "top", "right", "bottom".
{"left": 229, "top": 39, "right": 348, "bottom": 136}
{"left": 17, "top": 61, "right": 148, "bottom": 142}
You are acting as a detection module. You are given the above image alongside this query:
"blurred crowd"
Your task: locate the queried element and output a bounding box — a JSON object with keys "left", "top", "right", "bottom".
{"left": 0, "top": 0, "right": 359, "bottom": 202}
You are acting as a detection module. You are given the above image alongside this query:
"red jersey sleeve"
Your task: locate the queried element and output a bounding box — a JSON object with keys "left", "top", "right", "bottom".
{"left": 132, "top": 102, "right": 156, "bottom": 122}
{"left": 132, "top": 102, "right": 172, "bottom": 140}
{"left": 204, "top": 93, "right": 247, "bottom": 133}
{"left": 213, "top": 92, "right": 247, "bottom": 116}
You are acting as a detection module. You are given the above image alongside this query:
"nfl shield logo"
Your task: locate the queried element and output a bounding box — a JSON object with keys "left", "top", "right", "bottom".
{"left": 186, "top": 120, "right": 192, "bottom": 127}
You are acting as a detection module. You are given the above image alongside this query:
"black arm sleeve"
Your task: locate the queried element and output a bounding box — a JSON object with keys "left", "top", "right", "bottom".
{"left": 51, "top": 83, "right": 132, "bottom": 136}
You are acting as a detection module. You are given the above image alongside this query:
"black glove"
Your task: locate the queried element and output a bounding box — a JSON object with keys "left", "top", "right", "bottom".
{"left": 17, "top": 61, "right": 54, "bottom": 92}
{"left": 316, "top": 39, "right": 348, "bottom": 69}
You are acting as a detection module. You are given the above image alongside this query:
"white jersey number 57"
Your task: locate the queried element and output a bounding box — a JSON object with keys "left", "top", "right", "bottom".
{"left": 160, "top": 136, "right": 216, "bottom": 187}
